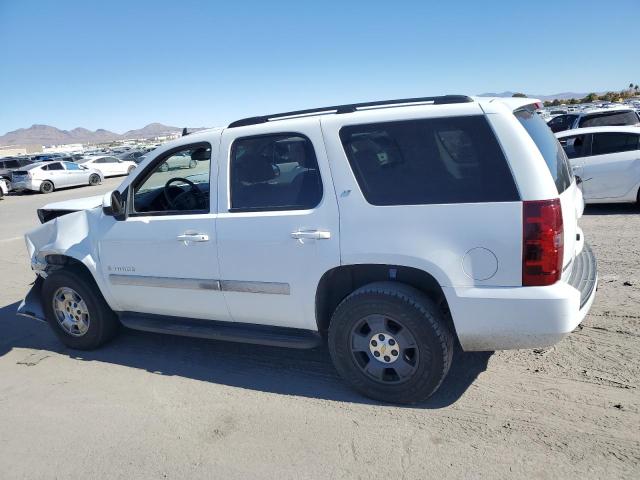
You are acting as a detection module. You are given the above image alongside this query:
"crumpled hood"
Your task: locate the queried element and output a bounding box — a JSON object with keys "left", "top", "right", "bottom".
{"left": 41, "top": 194, "right": 105, "bottom": 212}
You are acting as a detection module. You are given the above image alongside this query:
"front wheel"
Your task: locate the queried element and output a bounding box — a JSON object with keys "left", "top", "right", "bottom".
{"left": 127, "top": 166, "right": 136, "bottom": 174}
{"left": 328, "top": 282, "right": 453, "bottom": 404}
{"left": 189, "top": 159, "right": 197, "bottom": 169}
{"left": 89, "top": 174, "right": 101, "bottom": 186}
{"left": 42, "top": 269, "right": 119, "bottom": 349}
{"left": 159, "top": 163, "right": 169, "bottom": 172}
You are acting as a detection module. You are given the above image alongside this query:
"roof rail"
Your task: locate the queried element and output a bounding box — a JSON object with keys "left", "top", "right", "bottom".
{"left": 228, "top": 95, "right": 473, "bottom": 128}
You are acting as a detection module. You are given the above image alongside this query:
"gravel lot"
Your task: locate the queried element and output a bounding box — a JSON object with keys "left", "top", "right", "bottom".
{"left": 0, "top": 181, "right": 638, "bottom": 479}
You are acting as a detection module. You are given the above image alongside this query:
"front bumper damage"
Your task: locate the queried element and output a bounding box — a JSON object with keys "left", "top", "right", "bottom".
{"left": 17, "top": 277, "right": 46, "bottom": 323}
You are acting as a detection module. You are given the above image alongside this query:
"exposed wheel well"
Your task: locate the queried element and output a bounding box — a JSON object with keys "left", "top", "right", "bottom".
{"left": 45, "top": 254, "right": 95, "bottom": 282}
{"left": 315, "top": 264, "right": 456, "bottom": 340}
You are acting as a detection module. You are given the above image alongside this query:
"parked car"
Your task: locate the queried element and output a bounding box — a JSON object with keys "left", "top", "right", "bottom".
{"left": 78, "top": 155, "right": 136, "bottom": 177}
{"left": 117, "top": 151, "right": 146, "bottom": 162}
{"left": 0, "top": 157, "right": 34, "bottom": 182}
{"left": 11, "top": 161, "right": 103, "bottom": 193}
{"left": 548, "top": 108, "right": 640, "bottom": 133}
{"left": 18, "top": 95, "right": 596, "bottom": 404}
{"left": 156, "top": 151, "right": 199, "bottom": 171}
{"left": 556, "top": 126, "right": 640, "bottom": 204}
{"left": 0, "top": 177, "right": 8, "bottom": 199}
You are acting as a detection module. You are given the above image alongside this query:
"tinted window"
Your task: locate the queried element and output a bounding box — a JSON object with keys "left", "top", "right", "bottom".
{"left": 514, "top": 108, "right": 573, "bottom": 193}
{"left": 559, "top": 134, "right": 591, "bottom": 159}
{"left": 579, "top": 111, "right": 640, "bottom": 128}
{"left": 133, "top": 144, "right": 211, "bottom": 214}
{"left": 591, "top": 133, "right": 640, "bottom": 155}
{"left": 339, "top": 116, "right": 518, "bottom": 206}
{"left": 45, "top": 162, "right": 64, "bottom": 171}
{"left": 230, "top": 134, "right": 323, "bottom": 211}
{"left": 4, "top": 160, "right": 20, "bottom": 168}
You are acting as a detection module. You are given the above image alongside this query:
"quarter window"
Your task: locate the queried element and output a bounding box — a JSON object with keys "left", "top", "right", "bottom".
{"left": 591, "top": 133, "right": 640, "bottom": 155}
{"left": 230, "top": 134, "right": 323, "bottom": 211}
{"left": 340, "top": 116, "right": 519, "bottom": 206}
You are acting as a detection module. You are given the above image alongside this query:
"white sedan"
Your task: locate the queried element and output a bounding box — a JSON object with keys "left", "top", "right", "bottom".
{"left": 79, "top": 155, "right": 137, "bottom": 177}
{"left": 0, "top": 177, "right": 8, "bottom": 199}
{"left": 10, "top": 161, "right": 104, "bottom": 194}
{"left": 556, "top": 126, "right": 640, "bottom": 204}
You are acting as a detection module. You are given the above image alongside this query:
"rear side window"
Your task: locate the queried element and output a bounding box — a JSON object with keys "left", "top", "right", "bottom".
{"left": 43, "top": 162, "right": 64, "bottom": 171}
{"left": 579, "top": 111, "right": 639, "bottom": 128}
{"left": 230, "top": 134, "right": 323, "bottom": 211}
{"left": 514, "top": 108, "right": 573, "bottom": 193}
{"left": 339, "top": 116, "right": 519, "bottom": 206}
{"left": 591, "top": 133, "right": 640, "bottom": 155}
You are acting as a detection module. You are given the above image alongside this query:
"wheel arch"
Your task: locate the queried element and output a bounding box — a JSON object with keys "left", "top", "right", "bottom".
{"left": 315, "top": 264, "right": 457, "bottom": 341}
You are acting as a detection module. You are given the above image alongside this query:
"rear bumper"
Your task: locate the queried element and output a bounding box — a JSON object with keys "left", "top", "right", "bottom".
{"left": 447, "top": 243, "right": 598, "bottom": 351}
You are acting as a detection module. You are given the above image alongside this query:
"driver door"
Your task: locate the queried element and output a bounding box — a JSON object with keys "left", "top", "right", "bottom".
{"left": 98, "top": 136, "right": 229, "bottom": 321}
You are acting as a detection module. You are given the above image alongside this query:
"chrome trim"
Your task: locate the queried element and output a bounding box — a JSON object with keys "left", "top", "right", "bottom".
{"left": 220, "top": 280, "right": 290, "bottom": 295}
{"left": 108, "top": 275, "right": 290, "bottom": 295}
{"left": 109, "top": 274, "right": 220, "bottom": 291}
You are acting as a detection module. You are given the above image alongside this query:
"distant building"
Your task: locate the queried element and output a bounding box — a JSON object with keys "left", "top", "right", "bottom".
{"left": 42, "top": 143, "right": 84, "bottom": 154}
{"left": 0, "top": 144, "right": 42, "bottom": 157}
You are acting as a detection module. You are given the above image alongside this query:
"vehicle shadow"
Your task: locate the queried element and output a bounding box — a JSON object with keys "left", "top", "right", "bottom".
{"left": 583, "top": 203, "right": 638, "bottom": 216}
{"left": 0, "top": 301, "right": 491, "bottom": 409}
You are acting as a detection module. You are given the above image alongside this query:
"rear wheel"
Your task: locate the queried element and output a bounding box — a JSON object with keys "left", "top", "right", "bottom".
{"left": 189, "top": 159, "right": 197, "bottom": 169}
{"left": 328, "top": 281, "right": 453, "bottom": 404}
{"left": 160, "top": 163, "right": 169, "bottom": 172}
{"left": 127, "top": 166, "right": 136, "bottom": 174}
{"left": 89, "top": 174, "right": 101, "bottom": 186}
{"left": 39, "top": 180, "right": 54, "bottom": 194}
{"left": 42, "top": 269, "right": 119, "bottom": 349}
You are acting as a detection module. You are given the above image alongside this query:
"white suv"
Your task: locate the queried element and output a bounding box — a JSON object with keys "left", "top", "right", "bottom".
{"left": 18, "top": 95, "right": 597, "bottom": 403}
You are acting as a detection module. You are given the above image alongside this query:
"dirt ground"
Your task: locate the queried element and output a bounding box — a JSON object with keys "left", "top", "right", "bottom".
{"left": 0, "top": 181, "right": 638, "bottom": 479}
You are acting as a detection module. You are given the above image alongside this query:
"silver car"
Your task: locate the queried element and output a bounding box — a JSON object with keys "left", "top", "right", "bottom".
{"left": 10, "top": 161, "right": 104, "bottom": 194}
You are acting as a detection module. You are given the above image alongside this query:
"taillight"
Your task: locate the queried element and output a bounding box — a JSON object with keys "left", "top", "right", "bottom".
{"left": 522, "top": 199, "right": 563, "bottom": 286}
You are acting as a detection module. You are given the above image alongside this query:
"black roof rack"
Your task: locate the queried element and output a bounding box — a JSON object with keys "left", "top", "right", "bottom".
{"left": 228, "top": 95, "right": 473, "bottom": 128}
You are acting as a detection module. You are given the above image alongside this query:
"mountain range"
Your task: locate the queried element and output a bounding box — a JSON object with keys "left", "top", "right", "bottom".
{"left": 0, "top": 123, "right": 189, "bottom": 147}
{"left": 477, "top": 91, "right": 592, "bottom": 101}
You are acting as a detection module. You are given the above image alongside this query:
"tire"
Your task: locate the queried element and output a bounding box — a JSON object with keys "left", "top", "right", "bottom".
{"left": 328, "top": 281, "right": 454, "bottom": 404}
{"left": 127, "top": 166, "right": 136, "bottom": 174}
{"left": 159, "top": 163, "right": 169, "bottom": 172}
{"left": 41, "top": 269, "right": 119, "bottom": 350}
{"left": 89, "top": 174, "right": 101, "bottom": 186}
{"left": 39, "top": 180, "right": 54, "bottom": 194}
{"left": 189, "top": 160, "right": 197, "bottom": 169}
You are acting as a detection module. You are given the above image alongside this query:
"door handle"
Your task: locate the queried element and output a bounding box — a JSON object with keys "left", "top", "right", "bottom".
{"left": 290, "top": 229, "right": 331, "bottom": 240}
{"left": 177, "top": 233, "right": 209, "bottom": 242}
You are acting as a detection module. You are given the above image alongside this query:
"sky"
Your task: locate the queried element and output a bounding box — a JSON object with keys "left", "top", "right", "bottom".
{"left": 1, "top": 0, "right": 639, "bottom": 134}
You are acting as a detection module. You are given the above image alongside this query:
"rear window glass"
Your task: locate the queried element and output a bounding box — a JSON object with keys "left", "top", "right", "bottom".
{"left": 339, "top": 116, "right": 519, "bottom": 206}
{"left": 579, "top": 111, "right": 639, "bottom": 128}
{"left": 514, "top": 108, "right": 573, "bottom": 193}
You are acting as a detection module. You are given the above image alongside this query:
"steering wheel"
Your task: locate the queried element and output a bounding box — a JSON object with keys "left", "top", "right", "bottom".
{"left": 163, "top": 177, "right": 205, "bottom": 210}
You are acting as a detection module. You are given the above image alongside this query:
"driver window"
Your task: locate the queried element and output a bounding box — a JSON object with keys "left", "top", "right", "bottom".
{"left": 133, "top": 143, "right": 212, "bottom": 215}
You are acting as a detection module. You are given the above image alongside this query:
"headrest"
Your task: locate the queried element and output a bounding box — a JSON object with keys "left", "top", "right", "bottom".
{"left": 236, "top": 154, "right": 276, "bottom": 183}
{"left": 191, "top": 147, "right": 211, "bottom": 161}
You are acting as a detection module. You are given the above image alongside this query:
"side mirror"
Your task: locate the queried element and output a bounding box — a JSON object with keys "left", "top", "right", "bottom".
{"left": 102, "top": 190, "right": 125, "bottom": 218}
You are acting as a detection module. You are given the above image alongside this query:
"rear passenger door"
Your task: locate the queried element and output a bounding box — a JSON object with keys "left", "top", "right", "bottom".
{"left": 583, "top": 132, "right": 640, "bottom": 199}
{"left": 216, "top": 118, "right": 340, "bottom": 331}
